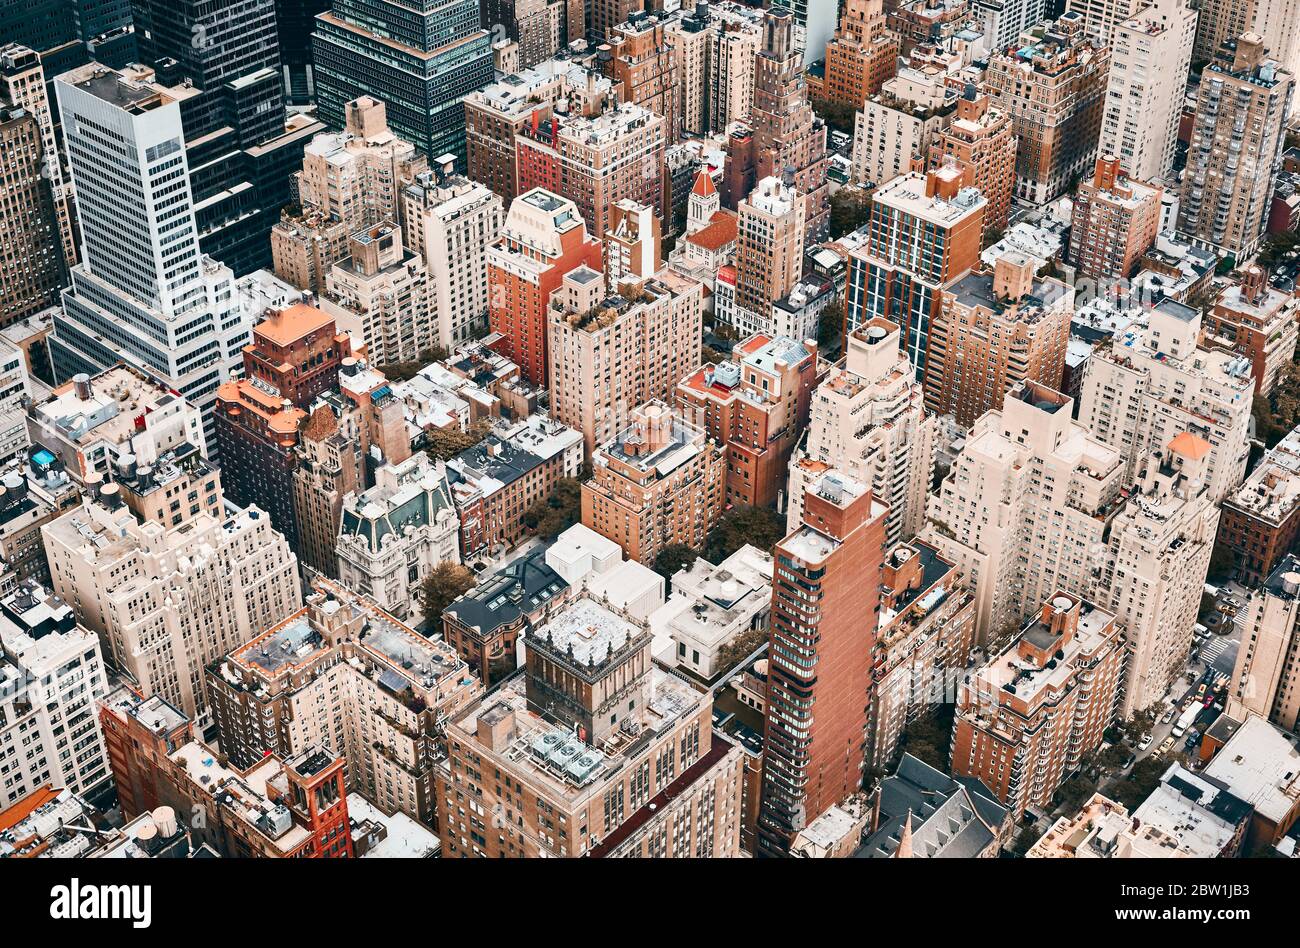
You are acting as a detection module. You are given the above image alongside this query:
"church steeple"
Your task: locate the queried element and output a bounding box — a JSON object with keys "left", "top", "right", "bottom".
{"left": 687, "top": 169, "right": 720, "bottom": 236}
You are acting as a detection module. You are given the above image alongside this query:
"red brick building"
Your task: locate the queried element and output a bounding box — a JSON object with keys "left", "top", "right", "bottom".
{"left": 757, "top": 469, "right": 888, "bottom": 856}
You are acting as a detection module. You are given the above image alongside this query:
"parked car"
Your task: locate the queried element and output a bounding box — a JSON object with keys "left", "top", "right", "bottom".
{"left": 1162, "top": 708, "right": 1177, "bottom": 724}
{"left": 1138, "top": 734, "right": 1153, "bottom": 751}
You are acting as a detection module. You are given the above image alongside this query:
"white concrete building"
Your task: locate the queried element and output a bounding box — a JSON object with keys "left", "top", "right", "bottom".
{"left": 401, "top": 158, "right": 504, "bottom": 349}
{"left": 0, "top": 582, "right": 111, "bottom": 809}
{"left": 924, "top": 381, "right": 1125, "bottom": 644}
{"left": 852, "top": 67, "right": 957, "bottom": 189}
{"left": 337, "top": 453, "right": 461, "bottom": 621}
{"left": 1078, "top": 298, "right": 1254, "bottom": 504}
{"left": 42, "top": 495, "right": 301, "bottom": 721}
{"left": 1098, "top": 0, "right": 1197, "bottom": 183}
{"left": 788, "top": 319, "right": 936, "bottom": 546}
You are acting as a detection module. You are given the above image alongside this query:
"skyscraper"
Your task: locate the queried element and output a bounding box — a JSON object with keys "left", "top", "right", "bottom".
{"left": 313, "top": 0, "right": 494, "bottom": 165}
{"left": 52, "top": 64, "right": 257, "bottom": 441}
{"left": 757, "top": 468, "right": 887, "bottom": 856}
{"left": 129, "top": 0, "right": 323, "bottom": 273}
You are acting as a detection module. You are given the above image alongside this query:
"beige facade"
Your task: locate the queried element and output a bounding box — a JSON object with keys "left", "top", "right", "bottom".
{"left": 324, "top": 224, "right": 433, "bottom": 365}
{"left": 43, "top": 495, "right": 302, "bottom": 721}
{"left": 1230, "top": 556, "right": 1300, "bottom": 732}
{"left": 852, "top": 67, "right": 955, "bottom": 188}
{"left": 733, "top": 176, "right": 805, "bottom": 323}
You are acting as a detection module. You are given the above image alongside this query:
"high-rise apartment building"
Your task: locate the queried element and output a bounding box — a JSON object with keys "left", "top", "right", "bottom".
{"left": 1178, "top": 33, "right": 1293, "bottom": 259}
{"left": 729, "top": 176, "right": 806, "bottom": 333}
{"left": 841, "top": 167, "right": 986, "bottom": 379}
{"left": 952, "top": 592, "right": 1125, "bottom": 822}
{"left": 757, "top": 468, "right": 888, "bottom": 856}
{"left": 1230, "top": 555, "right": 1300, "bottom": 732}
{"left": 0, "top": 581, "right": 110, "bottom": 809}
{"left": 986, "top": 12, "right": 1110, "bottom": 204}
{"left": 927, "top": 87, "right": 1018, "bottom": 234}
{"left": 272, "top": 97, "right": 427, "bottom": 296}
{"left": 1066, "top": 0, "right": 1143, "bottom": 44}
{"left": 787, "top": 319, "right": 935, "bottom": 546}
{"left": 51, "top": 65, "right": 255, "bottom": 442}
{"left": 437, "top": 591, "right": 745, "bottom": 857}
{"left": 580, "top": 401, "right": 725, "bottom": 563}
{"left": 312, "top": 0, "right": 494, "bottom": 164}
{"left": 207, "top": 578, "right": 481, "bottom": 826}
{"left": 0, "top": 95, "right": 65, "bottom": 327}
{"left": 127, "top": 0, "right": 323, "bottom": 274}
{"left": 213, "top": 304, "right": 353, "bottom": 551}
{"left": 1093, "top": 436, "right": 1218, "bottom": 714}
{"left": 549, "top": 266, "right": 704, "bottom": 456}
{"left": 677, "top": 334, "right": 818, "bottom": 508}
{"left": 974, "top": 0, "right": 1048, "bottom": 51}
{"left": 604, "top": 11, "right": 680, "bottom": 143}
{"left": 516, "top": 101, "right": 669, "bottom": 241}
{"left": 481, "top": 0, "right": 574, "bottom": 68}
{"left": 1078, "top": 298, "right": 1254, "bottom": 503}
{"left": 401, "top": 158, "right": 504, "bottom": 348}
{"left": 866, "top": 540, "right": 976, "bottom": 773}
{"left": 820, "top": 0, "right": 898, "bottom": 109}
{"left": 324, "top": 223, "right": 433, "bottom": 366}
{"left": 1068, "top": 155, "right": 1164, "bottom": 280}
{"left": 925, "top": 382, "right": 1125, "bottom": 643}
{"left": 1192, "top": 0, "right": 1300, "bottom": 83}
{"left": 488, "top": 189, "right": 604, "bottom": 387}
{"left": 926, "top": 253, "right": 1073, "bottom": 426}
{"left": 851, "top": 65, "right": 957, "bottom": 190}
{"left": 751, "top": 9, "right": 831, "bottom": 240}
{"left": 1098, "top": 0, "right": 1197, "bottom": 184}
{"left": 43, "top": 487, "right": 302, "bottom": 720}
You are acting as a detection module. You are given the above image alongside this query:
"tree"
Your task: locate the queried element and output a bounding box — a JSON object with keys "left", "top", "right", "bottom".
{"left": 653, "top": 543, "right": 698, "bottom": 592}
{"left": 524, "top": 477, "right": 582, "bottom": 540}
{"left": 425, "top": 420, "right": 492, "bottom": 461}
{"left": 714, "top": 626, "right": 768, "bottom": 676}
{"left": 812, "top": 97, "right": 856, "bottom": 136}
{"left": 1207, "top": 541, "right": 1236, "bottom": 583}
{"left": 1054, "top": 773, "right": 1097, "bottom": 812}
{"left": 898, "top": 703, "right": 956, "bottom": 772}
{"left": 418, "top": 562, "right": 476, "bottom": 634}
{"left": 817, "top": 299, "right": 844, "bottom": 353}
{"left": 828, "top": 187, "right": 873, "bottom": 239}
{"left": 378, "top": 347, "right": 448, "bottom": 383}
{"left": 703, "top": 504, "right": 786, "bottom": 564}
{"left": 1110, "top": 755, "right": 1174, "bottom": 811}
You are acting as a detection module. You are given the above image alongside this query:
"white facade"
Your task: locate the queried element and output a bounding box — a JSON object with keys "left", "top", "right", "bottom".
{"left": 51, "top": 65, "right": 252, "bottom": 445}
{"left": 42, "top": 497, "right": 302, "bottom": 720}
{"left": 1078, "top": 299, "right": 1253, "bottom": 504}
{"left": 1099, "top": 0, "right": 1197, "bottom": 183}
{"left": 0, "top": 586, "right": 111, "bottom": 809}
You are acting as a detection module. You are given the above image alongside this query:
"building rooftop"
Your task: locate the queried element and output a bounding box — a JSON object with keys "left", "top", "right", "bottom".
{"left": 1203, "top": 715, "right": 1300, "bottom": 824}
{"left": 1224, "top": 424, "right": 1300, "bottom": 524}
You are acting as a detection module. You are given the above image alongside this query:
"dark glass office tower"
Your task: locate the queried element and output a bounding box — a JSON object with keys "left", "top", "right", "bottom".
{"left": 276, "top": 0, "right": 332, "bottom": 103}
{"left": 129, "top": 0, "right": 323, "bottom": 273}
{"left": 313, "top": 0, "right": 493, "bottom": 164}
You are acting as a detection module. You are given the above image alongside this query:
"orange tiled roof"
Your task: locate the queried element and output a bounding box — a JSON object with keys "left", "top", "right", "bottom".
{"left": 1168, "top": 431, "right": 1211, "bottom": 460}
{"left": 691, "top": 169, "right": 717, "bottom": 197}
{"left": 254, "top": 303, "right": 335, "bottom": 347}
{"left": 686, "top": 211, "right": 737, "bottom": 252}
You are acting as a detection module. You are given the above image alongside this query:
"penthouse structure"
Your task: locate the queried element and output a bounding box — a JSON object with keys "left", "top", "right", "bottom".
{"left": 867, "top": 541, "right": 976, "bottom": 773}
{"left": 926, "top": 252, "right": 1073, "bottom": 426}
{"left": 1068, "top": 155, "right": 1164, "bottom": 281}
{"left": 952, "top": 593, "right": 1125, "bottom": 822}
{"left": 925, "top": 382, "right": 1125, "bottom": 643}
{"left": 1078, "top": 298, "right": 1254, "bottom": 504}
{"left": 548, "top": 268, "right": 703, "bottom": 457}
{"left": 581, "top": 402, "right": 725, "bottom": 563}
{"left": 208, "top": 580, "right": 480, "bottom": 826}
{"left": 100, "top": 689, "right": 354, "bottom": 858}
{"left": 985, "top": 13, "right": 1110, "bottom": 204}
{"left": 0, "top": 583, "right": 110, "bottom": 809}
{"left": 43, "top": 491, "right": 302, "bottom": 721}
{"left": 1203, "top": 265, "right": 1298, "bottom": 396}
{"left": 438, "top": 592, "right": 745, "bottom": 857}
{"left": 758, "top": 469, "right": 888, "bottom": 856}
{"left": 488, "top": 189, "right": 604, "bottom": 386}
{"left": 0, "top": 454, "right": 81, "bottom": 590}
{"left": 1217, "top": 425, "right": 1300, "bottom": 586}
{"left": 676, "top": 334, "right": 817, "bottom": 509}
{"left": 336, "top": 453, "right": 460, "bottom": 622}
{"left": 841, "top": 168, "right": 986, "bottom": 379}
{"left": 787, "top": 319, "right": 935, "bottom": 545}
